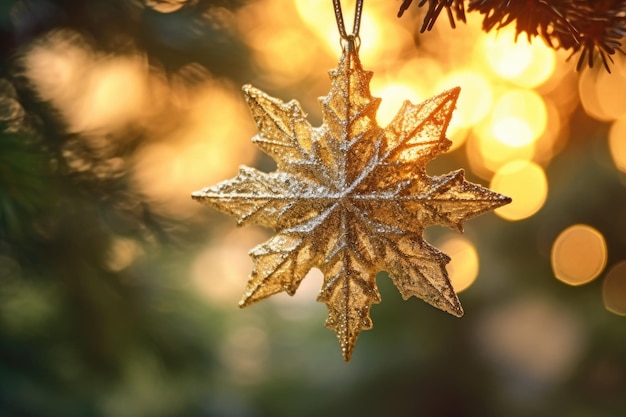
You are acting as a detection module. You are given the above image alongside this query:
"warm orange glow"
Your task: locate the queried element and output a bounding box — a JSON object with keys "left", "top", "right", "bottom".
{"left": 133, "top": 81, "right": 256, "bottom": 217}
{"left": 439, "top": 237, "right": 479, "bottom": 293}
{"left": 578, "top": 67, "right": 613, "bottom": 121}
{"left": 516, "top": 39, "right": 556, "bottom": 88}
{"left": 595, "top": 66, "right": 626, "bottom": 120}
{"left": 491, "top": 90, "right": 547, "bottom": 147}
{"left": 294, "top": 0, "right": 411, "bottom": 64}
{"left": 483, "top": 28, "right": 533, "bottom": 79}
{"left": 482, "top": 27, "right": 556, "bottom": 88}
{"left": 492, "top": 117, "right": 534, "bottom": 148}
{"left": 396, "top": 57, "right": 444, "bottom": 90}
{"left": 433, "top": 12, "right": 485, "bottom": 66}
{"left": 470, "top": 126, "right": 535, "bottom": 176}
{"left": 372, "top": 82, "right": 424, "bottom": 126}
{"left": 23, "top": 30, "right": 91, "bottom": 104}
{"left": 249, "top": 28, "right": 320, "bottom": 82}
{"left": 603, "top": 261, "right": 626, "bottom": 316}
{"left": 447, "top": 127, "right": 470, "bottom": 152}
{"left": 436, "top": 71, "right": 493, "bottom": 127}
{"left": 145, "top": 0, "right": 187, "bottom": 13}
{"left": 551, "top": 224, "right": 607, "bottom": 286}
{"left": 533, "top": 98, "right": 564, "bottom": 165}
{"left": 372, "top": 57, "right": 461, "bottom": 145}
{"left": 106, "top": 238, "right": 143, "bottom": 272}
{"left": 237, "top": 1, "right": 326, "bottom": 85}
{"left": 295, "top": 0, "right": 351, "bottom": 56}
{"left": 76, "top": 57, "right": 149, "bottom": 132}
{"left": 23, "top": 30, "right": 152, "bottom": 133}
{"left": 609, "top": 116, "right": 626, "bottom": 172}
{"left": 490, "top": 160, "right": 547, "bottom": 220}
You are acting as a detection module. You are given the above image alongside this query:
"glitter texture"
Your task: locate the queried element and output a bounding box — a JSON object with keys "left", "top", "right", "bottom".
{"left": 192, "top": 49, "right": 511, "bottom": 361}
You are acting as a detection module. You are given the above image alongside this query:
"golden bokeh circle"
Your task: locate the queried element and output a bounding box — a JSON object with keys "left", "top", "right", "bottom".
{"left": 439, "top": 236, "right": 479, "bottom": 293}
{"left": 602, "top": 261, "right": 626, "bottom": 316}
{"left": 436, "top": 71, "right": 493, "bottom": 127}
{"left": 608, "top": 116, "right": 626, "bottom": 173}
{"left": 490, "top": 89, "right": 548, "bottom": 147}
{"left": 490, "top": 160, "right": 548, "bottom": 221}
{"left": 551, "top": 224, "right": 607, "bottom": 286}
{"left": 482, "top": 27, "right": 556, "bottom": 88}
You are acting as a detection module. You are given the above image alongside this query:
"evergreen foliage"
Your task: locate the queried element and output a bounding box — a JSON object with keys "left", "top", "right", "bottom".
{"left": 398, "top": 0, "right": 626, "bottom": 71}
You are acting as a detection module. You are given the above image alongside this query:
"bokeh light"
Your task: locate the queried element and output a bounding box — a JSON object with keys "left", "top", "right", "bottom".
{"left": 23, "top": 30, "right": 154, "bottom": 134}
{"left": 578, "top": 66, "right": 614, "bottom": 121}
{"left": 608, "top": 116, "right": 626, "bottom": 172}
{"left": 602, "top": 261, "right": 626, "bottom": 316}
{"left": 22, "top": 30, "right": 91, "bottom": 103}
{"left": 438, "top": 236, "right": 479, "bottom": 293}
{"left": 107, "top": 238, "right": 144, "bottom": 272}
{"left": 490, "top": 89, "right": 547, "bottom": 147}
{"left": 237, "top": 1, "right": 326, "bottom": 85}
{"left": 490, "top": 160, "right": 548, "bottom": 220}
{"left": 476, "top": 297, "right": 586, "bottom": 388}
{"left": 551, "top": 224, "right": 608, "bottom": 286}
{"left": 468, "top": 127, "right": 536, "bottom": 178}
{"left": 492, "top": 116, "right": 534, "bottom": 148}
{"left": 482, "top": 27, "right": 556, "bottom": 88}
{"left": 436, "top": 71, "right": 493, "bottom": 128}
{"left": 532, "top": 98, "right": 564, "bottom": 165}
{"left": 145, "top": 0, "right": 188, "bottom": 13}
{"left": 595, "top": 65, "right": 626, "bottom": 120}
{"left": 133, "top": 79, "right": 256, "bottom": 217}
{"left": 395, "top": 57, "right": 444, "bottom": 89}
{"left": 466, "top": 89, "right": 548, "bottom": 177}
{"left": 483, "top": 28, "right": 532, "bottom": 79}
{"left": 77, "top": 57, "right": 151, "bottom": 132}
{"left": 294, "top": 0, "right": 412, "bottom": 64}
{"left": 372, "top": 82, "right": 424, "bottom": 126}
{"left": 192, "top": 227, "right": 267, "bottom": 306}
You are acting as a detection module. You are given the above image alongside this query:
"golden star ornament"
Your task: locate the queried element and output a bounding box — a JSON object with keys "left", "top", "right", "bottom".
{"left": 192, "top": 48, "right": 511, "bottom": 361}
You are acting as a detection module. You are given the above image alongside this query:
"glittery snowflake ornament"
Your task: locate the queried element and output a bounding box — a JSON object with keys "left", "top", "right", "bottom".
{"left": 192, "top": 44, "right": 511, "bottom": 360}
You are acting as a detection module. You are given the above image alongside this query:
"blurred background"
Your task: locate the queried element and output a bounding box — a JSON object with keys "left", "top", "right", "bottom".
{"left": 1, "top": 0, "right": 626, "bottom": 416}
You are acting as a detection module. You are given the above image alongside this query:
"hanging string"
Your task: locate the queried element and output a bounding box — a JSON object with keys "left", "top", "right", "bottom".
{"left": 333, "top": 0, "right": 364, "bottom": 46}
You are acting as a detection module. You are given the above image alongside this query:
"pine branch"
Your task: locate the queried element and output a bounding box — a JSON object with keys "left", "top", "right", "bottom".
{"left": 398, "top": 1, "right": 467, "bottom": 31}
{"left": 398, "top": 0, "right": 626, "bottom": 72}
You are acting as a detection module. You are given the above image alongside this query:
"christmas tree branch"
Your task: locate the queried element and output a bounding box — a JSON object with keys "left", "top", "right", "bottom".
{"left": 398, "top": 0, "right": 626, "bottom": 72}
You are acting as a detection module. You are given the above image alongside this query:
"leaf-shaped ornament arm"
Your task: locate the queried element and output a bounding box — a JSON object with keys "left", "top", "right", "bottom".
{"left": 192, "top": 167, "right": 332, "bottom": 230}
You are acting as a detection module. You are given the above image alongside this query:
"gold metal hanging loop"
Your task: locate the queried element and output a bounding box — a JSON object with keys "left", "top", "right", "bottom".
{"left": 332, "top": 0, "right": 364, "bottom": 50}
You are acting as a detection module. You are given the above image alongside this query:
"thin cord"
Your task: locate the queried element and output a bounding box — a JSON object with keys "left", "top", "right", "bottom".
{"left": 332, "top": 0, "right": 364, "bottom": 40}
